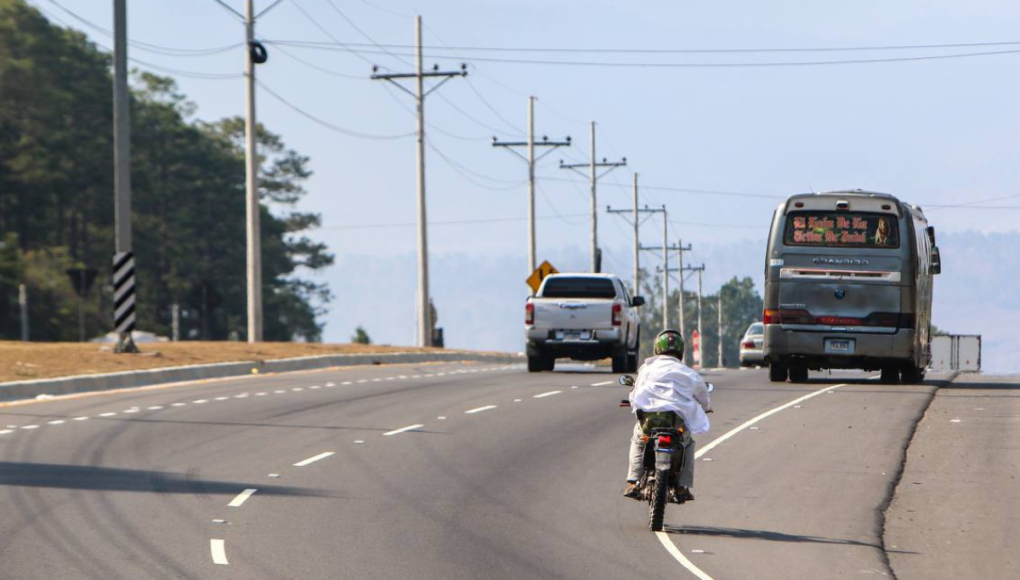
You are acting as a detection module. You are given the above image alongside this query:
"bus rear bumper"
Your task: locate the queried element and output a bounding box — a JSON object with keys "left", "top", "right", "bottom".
{"left": 763, "top": 326, "right": 916, "bottom": 370}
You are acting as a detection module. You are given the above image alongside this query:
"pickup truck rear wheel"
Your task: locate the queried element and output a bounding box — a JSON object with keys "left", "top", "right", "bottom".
{"left": 769, "top": 363, "right": 788, "bottom": 382}
{"left": 612, "top": 355, "right": 628, "bottom": 374}
{"left": 527, "top": 355, "right": 546, "bottom": 373}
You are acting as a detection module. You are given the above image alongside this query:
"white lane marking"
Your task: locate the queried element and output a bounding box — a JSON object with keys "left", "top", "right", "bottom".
{"left": 47, "top": 420, "right": 65, "bottom": 425}
{"left": 228, "top": 488, "right": 258, "bottom": 507}
{"left": 513, "top": 399, "right": 522, "bottom": 403}
{"left": 354, "top": 440, "right": 365, "bottom": 444}
{"left": 385, "top": 377, "right": 395, "bottom": 381}
{"left": 383, "top": 424, "right": 425, "bottom": 436}
{"left": 99, "top": 412, "right": 117, "bottom": 417}
{"left": 697, "top": 382, "right": 850, "bottom": 458}
{"left": 148, "top": 406, "right": 164, "bottom": 410}
{"left": 293, "top": 451, "right": 335, "bottom": 467}
{"left": 656, "top": 532, "right": 713, "bottom": 580}
{"left": 235, "top": 394, "right": 249, "bottom": 398}
{"left": 591, "top": 381, "right": 613, "bottom": 386}
{"left": 215, "top": 397, "right": 229, "bottom": 401}
{"left": 410, "top": 376, "right": 421, "bottom": 379}
{"left": 398, "top": 375, "right": 408, "bottom": 379}
{"left": 436, "top": 373, "right": 446, "bottom": 377}
{"left": 571, "top": 386, "right": 579, "bottom": 389}
{"left": 171, "top": 403, "right": 186, "bottom": 407}
{"left": 0, "top": 430, "right": 13, "bottom": 435}
{"left": 656, "top": 380, "right": 855, "bottom": 579}
{"left": 534, "top": 391, "right": 562, "bottom": 399}
{"left": 357, "top": 379, "right": 368, "bottom": 384}
{"left": 950, "top": 419, "right": 961, "bottom": 423}
{"left": 465, "top": 405, "right": 497, "bottom": 414}
{"left": 274, "top": 390, "right": 286, "bottom": 394}
{"left": 73, "top": 416, "right": 89, "bottom": 421}
{"left": 210, "top": 539, "right": 229, "bottom": 565}
{"left": 21, "top": 425, "right": 39, "bottom": 430}
{"left": 341, "top": 381, "right": 353, "bottom": 385}
{"left": 292, "top": 387, "right": 304, "bottom": 392}
{"left": 123, "top": 408, "right": 139, "bottom": 413}
{"left": 256, "top": 392, "right": 267, "bottom": 396}
{"left": 193, "top": 399, "right": 208, "bottom": 404}
{"left": 437, "top": 416, "right": 447, "bottom": 420}
{"left": 310, "top": 385, "right": 322, "bottom": 390}
{"left": 267, "top": 473, "right": 280, "bottom": 478}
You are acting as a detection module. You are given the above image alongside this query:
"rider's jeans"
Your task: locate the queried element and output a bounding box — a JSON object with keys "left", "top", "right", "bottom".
{"left": 627, "top": 421, "right": 696, "bottom": 488}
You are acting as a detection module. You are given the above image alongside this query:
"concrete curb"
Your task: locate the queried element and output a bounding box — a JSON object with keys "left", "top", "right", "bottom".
{"left": 0, "top": 351, "right": 524, "bottom": 403}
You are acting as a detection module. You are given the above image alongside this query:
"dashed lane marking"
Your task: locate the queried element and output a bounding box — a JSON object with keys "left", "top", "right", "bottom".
{"left": 228, "top": 488, "right": 258, "bottom": 507}
{"left": 293, "top": 452, "right": 335, "bottom": 467}
{"left": 47, "top": 420, "right": 65, "bottom": 425}
{"left": 465, "top": 405, "right": 497, "bottom": 414}
{"left": 590, "top": 381, "right": 614, "bottom": 386}
{"left": 383, "top": 424, "right": 425, "bottom": 436}
{"left": 534, "top": 391, "right": 561, "bottom": 399}
{"left": 210, "top": 539, "right": 229, "bottom": 565}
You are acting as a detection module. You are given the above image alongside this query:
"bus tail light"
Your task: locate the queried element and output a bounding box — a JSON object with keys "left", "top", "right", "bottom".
{"left": 763, "top": 309, "right": 780, "bottom": 324}
{"left": 525, "top": 302, "right": 534, "bottom": 325}
{"left": 612, "top": 303, "right": 623, "bottom": 326}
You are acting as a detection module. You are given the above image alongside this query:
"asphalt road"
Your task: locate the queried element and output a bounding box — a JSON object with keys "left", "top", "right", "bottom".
{"left": 0, "top": 361, "right": 964, "bottom": 579}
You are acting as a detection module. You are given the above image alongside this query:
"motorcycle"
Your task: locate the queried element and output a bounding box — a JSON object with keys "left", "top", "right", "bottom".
{"left": 619, "top": 374, "right": 714, "bottom": 532}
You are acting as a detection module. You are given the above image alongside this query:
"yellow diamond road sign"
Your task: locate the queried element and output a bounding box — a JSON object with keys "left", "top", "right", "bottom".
{"left": 527, "top": 261, "right": 559, "bottom": 293}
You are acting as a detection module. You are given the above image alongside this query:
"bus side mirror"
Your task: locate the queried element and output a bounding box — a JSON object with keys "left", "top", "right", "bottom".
{"left": 931, "top": 246, "right": 942, "bottom": 275}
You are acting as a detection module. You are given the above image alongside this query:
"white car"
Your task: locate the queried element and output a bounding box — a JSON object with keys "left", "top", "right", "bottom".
{"left": 525, "top": 273, "right": 644, "bottom": 373}
{"left": 739, "top": 322, "right": 765, "bottom": 367}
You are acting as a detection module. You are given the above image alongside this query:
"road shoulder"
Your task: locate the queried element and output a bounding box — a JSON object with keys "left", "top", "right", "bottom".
{"left": 885, "top": 373, "right": 1020, "bottom": 579}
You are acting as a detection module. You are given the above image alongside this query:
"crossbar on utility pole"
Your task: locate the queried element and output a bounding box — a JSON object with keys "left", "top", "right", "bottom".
{"left": 492, "top": 96, "right": 570, "bottom": 283}
{"left": 372, "top": 16, "right": 466, "bottom": 347}
{"left": 560, "top": 122, "right": 625, "bottom": 272}
{"left": 607, "top": 174, "right": 662, "bottom": 296}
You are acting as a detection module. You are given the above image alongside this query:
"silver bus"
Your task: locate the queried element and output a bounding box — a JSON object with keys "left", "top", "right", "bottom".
{"left": 762, "top": 190, "right": 941, "bottom": 384}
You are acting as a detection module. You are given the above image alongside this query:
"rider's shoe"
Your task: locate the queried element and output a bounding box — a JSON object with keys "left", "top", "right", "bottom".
{"left": 675, "top": 487, "right": 695, "bottom": 503}
{"left": 623, "top": 481, "right": 641, "bottom": 499}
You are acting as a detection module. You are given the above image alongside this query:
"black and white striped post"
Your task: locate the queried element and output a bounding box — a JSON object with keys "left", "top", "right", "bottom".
{"left": 113, "top": 251, "right": 138, "bottom": 353}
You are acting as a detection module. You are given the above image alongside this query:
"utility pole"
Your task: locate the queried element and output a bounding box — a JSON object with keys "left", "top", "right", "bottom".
{"left": 243, "top": 0, "right": 262, "bottom": 343}
{"left": 607, "top": 174, "right": 662, "bottom": 296}
{"left": 210, "top": 0, "right": 278, "bottom": 342}
{"left": 372, "top": 16, "right": 466, "bottom": 346}
{"left": 718, "top": 292, "right": 724, "bottom": 368}
{"left": 694, "top": 265, "right": 706, "bottom": 358}
{"left": 676, "top": 240, "right": 692, "bottom": 340}
{"left": 492, "top": 96, "right": 570, "bottom": 281}
{"left": 112, "top": 0, "right": 137, "bottom": 353}
{"left": 560, "top": 122, "right": 626, "bottom": 272}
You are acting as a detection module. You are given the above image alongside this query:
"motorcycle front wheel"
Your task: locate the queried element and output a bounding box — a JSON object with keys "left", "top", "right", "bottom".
{"left": 648, "top": 468, "right": 669, "bottom": 531}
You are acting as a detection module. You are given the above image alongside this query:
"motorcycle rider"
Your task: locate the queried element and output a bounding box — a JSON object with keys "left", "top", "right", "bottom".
{"left": 623, "top": 329, "right": 712, "bottom": 502}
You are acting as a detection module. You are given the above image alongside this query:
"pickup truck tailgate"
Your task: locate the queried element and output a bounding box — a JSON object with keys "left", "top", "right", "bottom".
{"left": 533, "top": 299, "right": 614, "bottom": 330}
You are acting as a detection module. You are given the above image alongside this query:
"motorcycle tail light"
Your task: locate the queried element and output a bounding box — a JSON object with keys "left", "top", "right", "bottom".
{"left": 657, "top": 435, "right": 672, "bottom": 447}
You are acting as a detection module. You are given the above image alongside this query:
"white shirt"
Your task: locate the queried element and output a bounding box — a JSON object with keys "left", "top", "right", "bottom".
{"left": 629, "top": 355, "right": 712, "bottom": 434}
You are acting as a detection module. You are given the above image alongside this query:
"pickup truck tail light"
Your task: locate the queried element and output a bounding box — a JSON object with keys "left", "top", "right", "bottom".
{"left": 525, "top": 302, "right": 534, "bottom": 325}
{"left": 763, "top": 309, "right": 780, "bottom": 324}
{"left": 612, "top": 303, "right": 623, "bottom": 326}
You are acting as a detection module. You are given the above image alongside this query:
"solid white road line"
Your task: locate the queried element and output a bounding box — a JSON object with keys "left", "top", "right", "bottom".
{"left": 383, "top": 424, "right": 425, "bottom": 436}
{"left": 591, "top": 381, "right": 613, "bottom": 386}
{"left": 655, "top": 532, "right": 713, "bottom": 580}
{"left": 696, "top": 382, "right": 850, "bottom": 458}
{"left": 228, "top": 488, "right": 258, "bottom": 507}
{"left": 465, "top": 405, "right": 497, "bottom": 414}
{"left": 0, "top": 430, "right": 13, "bottom": 435}
{"left": 210, "top": 539, "right": 229, "bottom": 565}
{"left": 534, "top": 391, "right": 562, "bottom": 399}
{"left": 656, "top": 380, "right": 855, "bottom": 580}
{"left": 293, "top": 451, "right": 335, "bottom": 467}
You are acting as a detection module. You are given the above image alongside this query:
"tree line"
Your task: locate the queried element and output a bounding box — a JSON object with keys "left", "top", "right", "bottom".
{"left": 0, "top": 0, "right": 333, "bottom": 342}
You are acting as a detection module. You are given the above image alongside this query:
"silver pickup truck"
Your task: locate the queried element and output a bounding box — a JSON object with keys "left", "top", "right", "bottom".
{"left": 524, "top": 273, "right": 644, "bottom": 373}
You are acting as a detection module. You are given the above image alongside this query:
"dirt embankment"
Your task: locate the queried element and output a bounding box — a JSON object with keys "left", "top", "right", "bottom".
{"left": 0, "top": 341, "right": 450, "bottom": 383}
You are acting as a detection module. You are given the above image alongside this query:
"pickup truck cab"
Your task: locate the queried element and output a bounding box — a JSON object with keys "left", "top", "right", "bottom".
{"left": 525, "top": 273, "right": 644, "bottom": 373}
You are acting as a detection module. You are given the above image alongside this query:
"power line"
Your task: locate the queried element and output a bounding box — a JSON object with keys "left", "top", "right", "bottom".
{"left": 321, "top": 212, "right": 590, "bottom": 230}
{"left": 266, "top": 40, "right": 1020, "bottom": 68}
{"left": 541, "top": 175, "right": 784, "bottom": 199}
{"left": 257, "top": 80, "right": 414, "bottom": 139}
{"left": 323, "top": 0, "right": 412, "bottom": 67}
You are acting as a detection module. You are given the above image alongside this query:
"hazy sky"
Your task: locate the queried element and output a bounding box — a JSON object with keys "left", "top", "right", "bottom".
{"left": 32, "top": 0, "right": 1020, "bottom": 350}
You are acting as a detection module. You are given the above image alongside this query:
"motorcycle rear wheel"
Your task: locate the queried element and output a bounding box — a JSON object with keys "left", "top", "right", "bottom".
{"left": 648, "top": 469, "right": 669, "bottom": 531}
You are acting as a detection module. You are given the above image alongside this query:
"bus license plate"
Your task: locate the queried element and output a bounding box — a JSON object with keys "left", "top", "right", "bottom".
{"left": 825, "top": 339, "right": 854, "bottom": 354}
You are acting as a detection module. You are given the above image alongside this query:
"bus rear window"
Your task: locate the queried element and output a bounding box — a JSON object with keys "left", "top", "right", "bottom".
{"left": 783, "top": 212, "right": 899, "bottom": 249}
{"left": 541, "top": 277, "right": 617, "bottom": 299}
